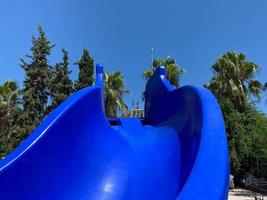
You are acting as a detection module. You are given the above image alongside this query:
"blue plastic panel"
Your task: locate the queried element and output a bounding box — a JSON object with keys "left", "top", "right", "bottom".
{"left": 0, "top": 65, "right": 229, "bottom": 199}
{"left": 145, "top": 67, "right": 229, "bottom": 199}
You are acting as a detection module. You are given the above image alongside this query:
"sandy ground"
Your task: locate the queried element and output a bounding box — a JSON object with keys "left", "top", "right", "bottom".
{"left": 229, "top": 188, "right": 266, "bottom": 200}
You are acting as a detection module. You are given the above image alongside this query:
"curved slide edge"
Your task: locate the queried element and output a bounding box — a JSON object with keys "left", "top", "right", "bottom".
{"left": 145, "top": 67, "right": 229, "bottom": 200}
{"left": 0, "top": 64, "right": 229, "bottom": 200}
{"left": 0, "top": 65, "right": 115, "bottom": 199}
{"left": 0, "top": 64, "right": 105, "bottom": 171}
{"left": 0, "top": 87, "right": 102, "bottom": 171}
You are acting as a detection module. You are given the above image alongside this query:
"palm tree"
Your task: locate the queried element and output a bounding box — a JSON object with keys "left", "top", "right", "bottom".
{"left": 0, "top": 80, "right": 20, "bottom": 107}
{"left": 143, "top": 56, "right": 186, "bottom": 88}
{"left": 0, "top": 80, "right": 20, "bottom": 140}
{"left": 206, "top": 51, "right": 264, "bottom": 109}
{"left": 0, "top": 81, "right": 22, "bottom": 157}
{"left": 104, "top": 72, "right": 129, "bottom": 117}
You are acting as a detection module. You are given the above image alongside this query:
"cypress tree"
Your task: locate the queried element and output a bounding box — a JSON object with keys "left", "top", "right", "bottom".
{"left": 19, "top": 26, "right": 54, "bottom": 138}
{"left": 75, "top": 48, "right": 94, "bottom": 91}
{"left": 49, "top": 49, "right": 73, "bottom": 111}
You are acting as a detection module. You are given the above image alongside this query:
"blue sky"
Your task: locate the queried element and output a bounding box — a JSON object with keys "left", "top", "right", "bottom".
{"left": 0, "top": 0, "right": 266, "bottom": 113}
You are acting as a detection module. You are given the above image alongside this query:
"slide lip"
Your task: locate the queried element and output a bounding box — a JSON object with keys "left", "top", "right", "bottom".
{"left": 0, "top": 64, "right": 107, "bottom": 171}
{"left": 147, "top": 67, "right": 230, "bottom": 199}
{"left": 176, "top": 86, "right": 229, "bottom": 200}
{"left": 0, "top": 86, "right": 102, "bottom": 171}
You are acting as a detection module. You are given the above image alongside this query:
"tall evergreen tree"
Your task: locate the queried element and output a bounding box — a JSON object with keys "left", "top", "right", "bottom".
{"left": 75, "top": 48, "right": 94, "bottom": 91}
{"left": 49, "top": 49, "right": 73, "bottom": 111}
{"left": 20, "top": 26, "right": 54, "bottom": 139}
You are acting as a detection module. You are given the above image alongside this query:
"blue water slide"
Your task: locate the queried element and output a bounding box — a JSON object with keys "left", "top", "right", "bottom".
{"left": 0, "top": 64, "right": 229, "bottom": 199}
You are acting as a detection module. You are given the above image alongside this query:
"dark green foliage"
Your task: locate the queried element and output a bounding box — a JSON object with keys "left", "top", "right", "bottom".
{"left": 49, "top": 49, "right": 73, "bottom": 111}
{"left": 0, "top": 26, "right": 130, "bottom": 157}
{"left": 225, "top": 105, "right": 267, "bottom": 180}
{"left": 206, "top": 51, "right": 264, "bottom": 110}
{"left": 19, "top": 26, "right": 54, "bottom": 140}
{"left": 104, "top": 72, "right": 128, "bottom": 117}
{"left": 0, "top": 81, "right": 21, "bottom": 157}
{"left": 206, "top": 51, "right": 267, "bottom": 180}
{"left": 75, "top": 49, "right": 94, "bottom": 91}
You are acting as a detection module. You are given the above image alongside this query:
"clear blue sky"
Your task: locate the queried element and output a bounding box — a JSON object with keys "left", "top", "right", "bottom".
{"left": 0, "top": 0, "right": 266, "bottom": 113}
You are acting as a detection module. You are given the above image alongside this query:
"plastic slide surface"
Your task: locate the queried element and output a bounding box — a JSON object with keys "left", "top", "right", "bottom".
{"left": 0, "top": 65, "right": 229, "bottom": 199}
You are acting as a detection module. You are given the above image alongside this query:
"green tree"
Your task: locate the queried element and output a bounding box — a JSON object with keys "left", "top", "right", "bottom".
{"left": 0, "top": 81, "right": 20, "bottom": 109}
{"left": 75, "top": 48, "right": 94, "bottom": 91}
{"left": 226, "top": 106, "right": 267, "bottom": 180}
{"left": 20, "top": 26, "right": 54, "bottom": 139}
{"left": 143, "top": 56, "right": 186, "bottom": 88}
{"left": 206, "top": 51, "right": 264, "bottom": 110}
{"left": 49, "top": 49, "right": 73, "bottom": 111}
{"left": 206, "top": 51, "right": 267, "bottom": 180}
{"left": 104, "top": 72, "right": 128, "bottom": 117}
{"left": 0, "top": 81, "right": 21, "bottom": 156}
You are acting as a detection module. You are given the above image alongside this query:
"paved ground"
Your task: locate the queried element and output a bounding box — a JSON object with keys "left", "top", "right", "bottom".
{"left": 229, "top": 188, "right": 266, "bottom": 200}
